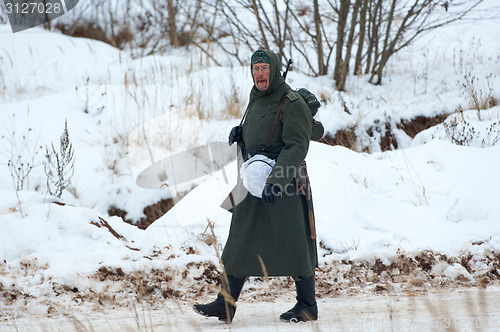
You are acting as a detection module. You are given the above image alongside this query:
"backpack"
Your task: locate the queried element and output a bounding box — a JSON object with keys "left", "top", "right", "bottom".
{"left": 280, "top": 59, "right": 324, "bottom": 142}
{"left": 266, "top": 88, "right": 324, "bottom": 150}
{"left": 295, "top": 88, "right": 324, "bottom": 141}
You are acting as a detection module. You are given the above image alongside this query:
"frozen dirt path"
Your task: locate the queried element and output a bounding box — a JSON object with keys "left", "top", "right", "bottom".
{"left": 2, "top": 287, "right": 500, "bottom": 332}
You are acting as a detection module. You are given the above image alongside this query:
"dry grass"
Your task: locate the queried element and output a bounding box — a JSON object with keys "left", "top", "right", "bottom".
{"left": 320, "top": 127, "right": 360, "bottom": 152}
{"left": 223, "top": 89, "right": 245, "bottom": 120}
{"left": 2, "top": 245, "right": 498, "bottom": 315}
{"left": 460, "top": 73, "right": 497, "bottom": 118}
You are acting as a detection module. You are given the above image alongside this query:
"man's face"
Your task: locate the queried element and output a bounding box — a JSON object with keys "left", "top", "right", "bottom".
{"left": 252, "top": 63, "right": 271, "bottom": 91}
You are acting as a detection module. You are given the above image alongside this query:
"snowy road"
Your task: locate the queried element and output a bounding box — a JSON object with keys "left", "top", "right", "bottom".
{"left": 2, "top": 287, "right": 499, "bottom": 331}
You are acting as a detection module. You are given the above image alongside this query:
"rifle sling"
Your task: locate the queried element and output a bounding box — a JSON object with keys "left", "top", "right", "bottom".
{"left": 264, "top": 89, "right": 291, "bottom": 151}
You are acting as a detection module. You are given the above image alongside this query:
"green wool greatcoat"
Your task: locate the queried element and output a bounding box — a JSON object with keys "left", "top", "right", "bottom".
{"left": 221, "top": 50, "right": 318, "bottom": 278}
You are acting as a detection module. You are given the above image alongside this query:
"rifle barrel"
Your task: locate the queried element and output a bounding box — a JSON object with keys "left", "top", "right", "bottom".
{"left": 283, "top": 58, "right": 293, "bottom": 80}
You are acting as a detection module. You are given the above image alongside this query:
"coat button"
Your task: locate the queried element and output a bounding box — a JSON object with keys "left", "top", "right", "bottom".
{"left": 259, "top": 126, "right": 262, "bottom": 130}
{"left": 257, "top": 138, "right": 261, "bottom": 141}
{"left": 261, "top": 114, "right": 265, "bottom": 117}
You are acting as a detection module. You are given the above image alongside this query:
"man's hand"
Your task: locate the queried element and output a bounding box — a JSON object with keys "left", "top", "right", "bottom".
{"left": 262, "top": 183, "right": 281, "bottom": 203}
{"left": 228, "top": 126, "right": 242, "bottom": 146}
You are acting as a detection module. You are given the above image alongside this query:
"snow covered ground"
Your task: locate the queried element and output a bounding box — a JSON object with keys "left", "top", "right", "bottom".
{"left": 2, "top": 288, "right": 500, "bottom": 331}
{"left": 1, "top": 0, "right": 500, "bottom": 330}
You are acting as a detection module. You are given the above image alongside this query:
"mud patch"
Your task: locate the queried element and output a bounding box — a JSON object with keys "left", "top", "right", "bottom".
{"left": 380, "top": 122, "right": 399, "bottom": 151}
{"left": 321, "top": 113, "right": 449, "bottom": 152}
{"left": 108, "top": 198, "right": 175, "bottom": 230}
{"left": 398, "top": 114, "right": 449, "bottom": 138}
{"left": 320, "top": 127, "right": 359, "bottom": 151}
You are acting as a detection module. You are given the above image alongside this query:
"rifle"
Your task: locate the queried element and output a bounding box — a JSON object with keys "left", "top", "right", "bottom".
{"left": 278, "top": 58, "right": 318, "bottom": 239}
{"left": 283, "top": 58, "right": 293, "bottom": 80}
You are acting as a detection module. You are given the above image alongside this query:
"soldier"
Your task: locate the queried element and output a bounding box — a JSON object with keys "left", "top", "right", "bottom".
{"left": 194, "top": 49, "right": 318, "bottom": 324}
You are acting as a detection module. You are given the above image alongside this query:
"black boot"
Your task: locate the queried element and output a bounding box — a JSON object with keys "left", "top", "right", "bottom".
{"left": 280, "top": 275, "right": 318, "bottom": 322}
{"left": 193, "top": 275, "right": 245, "bottom": 323}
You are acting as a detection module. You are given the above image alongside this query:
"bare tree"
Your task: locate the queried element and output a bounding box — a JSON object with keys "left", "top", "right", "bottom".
{"left": 313, "top": 0, "right": 326, "bottom": 75}
{"left": 245, "top": 0, "right": 291, "bottom": 65}
{"left": 49, "top": 0, "right": 488, "bottom": 86}
{"left": 167, "top": 0, "right": 180, "bottom": 47}
{"left": 333, "top": 0, "right": 350, "bottom": 90}
{"left": 332, "top": 0, "right": 363, "bottom": 90}
{"left": 354, "top": 0, "right": 369, "bottom": 75}
{"left": 362, "top": 0, "right": 485, "bottom": 85}
{"left": 198, "top": 0, "right": 294, "bottom": 67}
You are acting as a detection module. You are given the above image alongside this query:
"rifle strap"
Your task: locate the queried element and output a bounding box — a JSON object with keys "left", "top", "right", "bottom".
{"left": 264, "top": 89, "right": 291, "bottom": 151}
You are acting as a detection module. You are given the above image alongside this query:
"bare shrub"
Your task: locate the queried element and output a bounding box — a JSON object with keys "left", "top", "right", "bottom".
{"left": 1, "top": 114, "right": 44, "bottom": 216}
{"left": 460, "top": 73, "right": 496, "bottom": 118}
{"left": 443, "top": 116, "right": 500, "bottom": 147}
{"left": 75, "top": 77, "right": 106, "bottom": 115}
{"left": 1, "top": 117, "right": 43, "bottom": 192}
{"left": 44, "top": 120, "right": 75, "bottom": 199}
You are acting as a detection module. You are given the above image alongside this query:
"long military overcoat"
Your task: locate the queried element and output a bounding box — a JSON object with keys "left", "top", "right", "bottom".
{"left": 221, "top": 50, "right": 318, "bottom": 278}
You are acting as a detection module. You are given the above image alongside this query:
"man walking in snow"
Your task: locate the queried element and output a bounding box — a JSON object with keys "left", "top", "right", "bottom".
{"left": 193, "top": 49, "right": 318, "bottom": 324}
